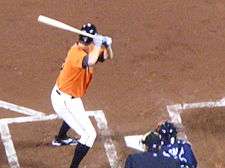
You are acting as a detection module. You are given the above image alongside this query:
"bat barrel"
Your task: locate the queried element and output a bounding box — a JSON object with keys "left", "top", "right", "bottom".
{"left": 38, "top": 15, "right": 95, "bottom": 39}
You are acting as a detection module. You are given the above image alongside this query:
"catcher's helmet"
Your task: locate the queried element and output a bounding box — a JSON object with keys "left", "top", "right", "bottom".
{"left": 157, "top": 121, "right": 177, "bottom": 145}
{"left": 142, "top": 131, "right": 161, "bottom": 151}
{"left": 164, "top": 121, "right": 177, "bottom": 137}
{"left": 79, "top": 23, "right": 97, "bottom": 45}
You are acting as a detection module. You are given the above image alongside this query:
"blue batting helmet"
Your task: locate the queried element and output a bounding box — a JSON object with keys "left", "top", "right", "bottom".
{"left": 79, "top": 23, "right": 97, "bottom": 44}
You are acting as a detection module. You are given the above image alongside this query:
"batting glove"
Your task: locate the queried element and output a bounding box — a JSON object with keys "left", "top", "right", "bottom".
{"left": 93, "top": 34, "right": 104, "bottom": 47}
{"left": 103, "top": 36, "right": 112, "bottom": 48}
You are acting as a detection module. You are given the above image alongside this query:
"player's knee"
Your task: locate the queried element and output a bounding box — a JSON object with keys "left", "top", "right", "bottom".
{"left": 89, "top": 128, "right": 97, "bottom": 142}
{"left": 87, "top": 128, "right": 97, "bottom": 146}
{"left": 93, "top": 129, "right": 97, "bottom": 139}
{"left": 80, "top": 128, "right": 97, "bottom": 147}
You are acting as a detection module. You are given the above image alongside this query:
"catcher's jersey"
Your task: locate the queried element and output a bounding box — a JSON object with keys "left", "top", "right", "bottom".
{"left": 161, "top": 140, "right": 198, "bottom": 168}
{"left": 56, "top": 43, "right": 93, "bottom": 97}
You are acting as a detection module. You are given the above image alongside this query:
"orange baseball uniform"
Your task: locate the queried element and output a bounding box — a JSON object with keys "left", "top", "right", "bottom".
{"left": 51, "top": 42, "right": 106, "bottom": 148}
{"left": 56, "top": 43, "right": 94, "bottom": 97}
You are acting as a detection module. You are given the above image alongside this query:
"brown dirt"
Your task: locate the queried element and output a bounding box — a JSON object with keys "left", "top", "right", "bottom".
{"left": 182, "top": 107, "right": 225, "bottom": 168}
{"left": 1, "top": 0, "right": 225, "bottom": 167}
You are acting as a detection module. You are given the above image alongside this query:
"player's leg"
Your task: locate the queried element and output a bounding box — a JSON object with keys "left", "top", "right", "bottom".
{"left": 51, "top": 86, "right": 78, "bottom": 146}
{"left": 53, "top": 121, "right": 78, "bottom": 146}
{"left": 51, "top": 86, "right": 96, "bottom": 166}
{"left": 57, "top": 120, "right": 70, "bottom": 139}
{"left": 63, "top": 97, "right": 97, "bottom": 168}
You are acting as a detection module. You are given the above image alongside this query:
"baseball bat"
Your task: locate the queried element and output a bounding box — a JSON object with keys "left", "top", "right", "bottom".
{"left": 37, "top": 15, "right": 95, "bottom": 38}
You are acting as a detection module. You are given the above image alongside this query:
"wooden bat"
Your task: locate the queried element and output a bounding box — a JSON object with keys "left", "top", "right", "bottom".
{"left": 37, "top": 15, "right": 95, "bottom": 38}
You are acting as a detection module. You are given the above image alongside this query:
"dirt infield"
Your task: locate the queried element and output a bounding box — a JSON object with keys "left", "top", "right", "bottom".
{"left": 1, "top": 0, "right": 225, "bottom": 168}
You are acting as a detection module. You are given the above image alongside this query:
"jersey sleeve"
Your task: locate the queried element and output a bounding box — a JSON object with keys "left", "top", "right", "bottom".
{"left": 68, "top": 46, "right": 86, "bottom": 68}
{"left": 183, "top": 143, "right": 198, "bottom": 168}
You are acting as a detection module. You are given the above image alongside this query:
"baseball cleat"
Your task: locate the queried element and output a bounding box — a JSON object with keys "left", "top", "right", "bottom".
{"left": 52, "top": 136, "right": 78, "bottom": 146}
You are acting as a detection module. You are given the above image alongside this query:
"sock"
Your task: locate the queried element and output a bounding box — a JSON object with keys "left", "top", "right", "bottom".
{"left": 57, "top": 121, "right": 70, "bottom": 139}
{"left": 70, "top": 143, "right": 90, "bottom": 168}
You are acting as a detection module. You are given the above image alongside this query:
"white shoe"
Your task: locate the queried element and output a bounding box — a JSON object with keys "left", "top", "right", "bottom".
{"left": 52, "top": 136, "right": 78, "bottom": 146}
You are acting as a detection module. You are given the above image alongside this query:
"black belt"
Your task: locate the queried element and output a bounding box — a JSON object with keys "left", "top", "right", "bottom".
{"left": 56, "top": 89, "right": 75, "bottom": 99}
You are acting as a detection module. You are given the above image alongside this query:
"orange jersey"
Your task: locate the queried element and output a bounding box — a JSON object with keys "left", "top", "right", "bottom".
{"left": 56, "top": 43, "right": 94, "bottom": 97}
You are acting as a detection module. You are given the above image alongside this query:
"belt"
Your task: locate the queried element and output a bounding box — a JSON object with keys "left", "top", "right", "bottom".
{"left": 56, "top": 89, "right": 75, "bottom": 99}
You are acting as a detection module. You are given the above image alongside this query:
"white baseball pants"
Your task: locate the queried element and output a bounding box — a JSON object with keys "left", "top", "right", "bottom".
{"left": 51, "top": 85, "right": 97, "bottom": 147}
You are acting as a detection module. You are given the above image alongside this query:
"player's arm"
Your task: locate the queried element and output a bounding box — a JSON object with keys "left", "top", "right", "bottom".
{"left": 103, "top": 37, "right": 113, "bottom": 60}
{"left": 86, "top": 46, "right": 102, "bottom": 66}
{"left": 83, "top": 35, "right": 104, "bottom": 67}
{"left": 83, "top": 35, "right": 113, "bottom": 67}
{"left": 95, "top": 37, "right": 113, "bottom": 63}
{"left": 104, "top": 45, "right": 114, "bottom": 60}
{"left": 183, "top": 143, "right": 198, "bottom": 168}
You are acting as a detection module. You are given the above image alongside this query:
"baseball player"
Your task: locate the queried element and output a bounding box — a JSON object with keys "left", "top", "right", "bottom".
{"left": 125, "top": 131, "right": 180, "bottom": 168}
{"left": 156, "top": 121, "right": 198, "bottom": 168}
{"left": 50, "top": 23, "right": 113, "bottom": 168}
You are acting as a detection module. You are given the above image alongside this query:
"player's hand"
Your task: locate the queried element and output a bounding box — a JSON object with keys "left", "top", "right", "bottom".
{"left": 103, "top": 36, "right": 112, "bottom": 48}
{"left": 93, "top": 34, "right": 104, "bottom": 47}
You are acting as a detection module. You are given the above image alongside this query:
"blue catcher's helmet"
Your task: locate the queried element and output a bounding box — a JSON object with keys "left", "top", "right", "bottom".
{"left": 157, "top": 121, "right": 177, "bottom": 145}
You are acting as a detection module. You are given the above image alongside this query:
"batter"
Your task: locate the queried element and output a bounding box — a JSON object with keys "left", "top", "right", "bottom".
{"left": 50, "top": 23, "right": 113, "bottom": 168}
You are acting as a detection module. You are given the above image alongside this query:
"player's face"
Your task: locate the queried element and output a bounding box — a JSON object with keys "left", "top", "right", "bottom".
{"left": 78, "top": 41, "right": 92, "bottom": 52}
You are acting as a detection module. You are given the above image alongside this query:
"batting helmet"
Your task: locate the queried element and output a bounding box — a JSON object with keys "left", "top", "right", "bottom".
{"left": 157, "top": 121, "right": 177, "bottom": 145}
{"left": 164, "top": 121, "right": 177, "bottom": 136}
{"left": 79, "top": 23, "right": 97, "bottom": 45}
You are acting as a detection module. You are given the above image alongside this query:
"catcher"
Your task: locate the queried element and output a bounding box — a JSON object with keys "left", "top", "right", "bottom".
{"left": 156, "top": 121, "right": 198, "bottom": 168}
{"left": 50, "top": 23, "right": 113, "bottom": 168}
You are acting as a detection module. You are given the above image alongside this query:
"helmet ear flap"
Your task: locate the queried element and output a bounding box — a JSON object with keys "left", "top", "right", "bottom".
{"left": 141, "top": 131, "right": 151, "bottom": 144}
{"left": 141, "top": 131, "right": 161, "bottom": 151}
{"left": 141, "top": 131, "right": 151, "bottom": 151}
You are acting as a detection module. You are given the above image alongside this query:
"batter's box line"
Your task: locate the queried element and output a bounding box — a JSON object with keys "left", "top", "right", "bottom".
{"left": 0, "top": 100, "right": 45, "bottom": 116}
{"left": 0, "top": 100, "right": 121, "bottom": 168}
{"left": 167, "top": 97, "right": 225, "bottom": 140}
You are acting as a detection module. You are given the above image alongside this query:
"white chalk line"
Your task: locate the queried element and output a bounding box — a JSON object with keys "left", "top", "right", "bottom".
{"left": 0, "top": 101, "right": 120, "bottom": 168}
{"left": 0, "top": 100, "right": 45, "bottom": 116}
{"left": 0, "top": 123, "right": 20, "bottom": 168}
{"left": 0, "top": 114, "right": 58, "bottom": 125}
{"left": 167, "top": 97, "right": 225, "bottom": 141}
{"left": 90, "top": 111, "right": 121, "bottom": 168}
